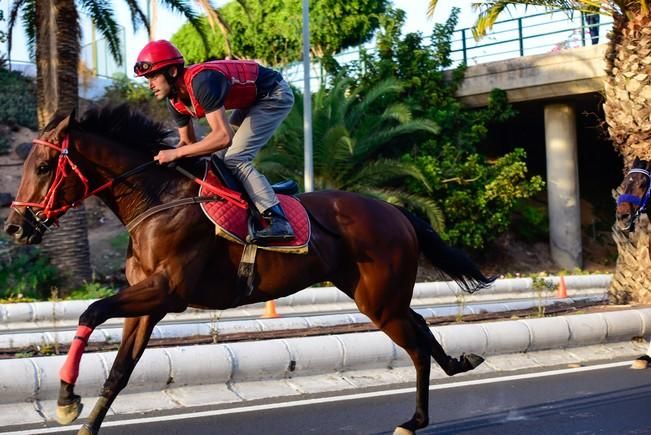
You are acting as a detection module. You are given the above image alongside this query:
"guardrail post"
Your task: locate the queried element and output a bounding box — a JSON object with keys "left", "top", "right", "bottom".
{"left": 581, "top": 13, "right": 586, "bottom": 46}
{"left": 461, "top": 29, "right": 468, "bottom": 64}
{"left": 518, "top": 18, "right": 524, "bottom": 56}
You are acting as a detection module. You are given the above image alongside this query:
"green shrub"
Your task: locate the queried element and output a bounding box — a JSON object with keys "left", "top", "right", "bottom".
{"left": 0, "top": 69, "right": 37, "bottom": 129}
{"left": 512, "top": 200, "right": 548, "bottom": 242}
{"left": 0, "top": 238, "right": 60, "bottom": 299}
{"left": 67, "top": 282, "right": 117, "bottom": 300}
{"left": 109, "top": 231, "right": 129, "bottom": 252}
{"left": 101, "top": 74, "right": 173, "bottom": 126}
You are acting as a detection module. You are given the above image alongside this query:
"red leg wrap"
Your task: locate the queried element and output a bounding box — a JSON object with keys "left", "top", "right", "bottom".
{"left": 59, "top": 325, "right": 93, "bottom": 385}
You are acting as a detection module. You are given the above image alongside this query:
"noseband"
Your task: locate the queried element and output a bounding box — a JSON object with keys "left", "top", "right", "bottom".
{"left": 11, "top": 135, "right": 154, "bottom": 232}
{"left": 617, "top": 168, "right": 651, "bottom": 226}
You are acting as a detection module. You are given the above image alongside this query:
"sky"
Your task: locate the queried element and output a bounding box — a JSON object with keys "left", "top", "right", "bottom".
{"left": 1, "top": 1, "right": 498, "bottom": 70}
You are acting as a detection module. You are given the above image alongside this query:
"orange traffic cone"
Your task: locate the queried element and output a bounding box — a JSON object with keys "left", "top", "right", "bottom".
{"left": 557, "top": 275, "right": 567, "bottom": 298}
{"left": 261, "top": 300, "right": 279, "bottom": 318}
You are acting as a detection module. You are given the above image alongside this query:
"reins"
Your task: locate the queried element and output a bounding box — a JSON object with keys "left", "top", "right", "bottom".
{"left": 12, "top": 135, "right": 248, "bottom": 233}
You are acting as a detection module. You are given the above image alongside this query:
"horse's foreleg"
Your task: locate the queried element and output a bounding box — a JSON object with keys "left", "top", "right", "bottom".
{"left": 56, "top": 273, "right": 182, "bottom": 429}
{"left": 79, "top": 314, "right": 163, "bottom": 435}
{"left": 410, "top": 310, "right": 484, "bottom": 376}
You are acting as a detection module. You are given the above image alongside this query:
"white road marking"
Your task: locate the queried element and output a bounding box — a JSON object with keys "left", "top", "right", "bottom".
{"left": 2, "top": 360, "right": 633, "bottom": 434}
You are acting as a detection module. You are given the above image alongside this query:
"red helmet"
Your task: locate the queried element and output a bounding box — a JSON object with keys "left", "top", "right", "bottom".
{"left": 134, "top": 40, "right": 184, "bottom": 77}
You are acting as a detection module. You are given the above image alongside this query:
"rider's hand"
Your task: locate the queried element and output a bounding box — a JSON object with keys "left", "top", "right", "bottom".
{"left": 154, "top": 148, "right": 180, "bottom": 164}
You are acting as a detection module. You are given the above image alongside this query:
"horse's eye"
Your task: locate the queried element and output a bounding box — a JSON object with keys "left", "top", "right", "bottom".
{"left": 36, "top": 163, "right": 51, "bottom": 175}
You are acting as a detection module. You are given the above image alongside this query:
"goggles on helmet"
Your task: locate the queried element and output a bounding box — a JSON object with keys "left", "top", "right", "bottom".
{"left": 134, "top": 57, "right": 183, "bottom": 76}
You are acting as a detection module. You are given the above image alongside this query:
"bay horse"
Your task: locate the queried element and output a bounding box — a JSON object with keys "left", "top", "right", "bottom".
{"left": 4, "top": 105, "right": 494, "bottom": 435}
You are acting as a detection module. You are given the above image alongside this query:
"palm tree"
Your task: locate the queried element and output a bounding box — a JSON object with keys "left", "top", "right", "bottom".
{"left": 258, "top": 78, "right": 446, "bottom": 231}
{"left": 7, "top": 0, "right": 205, "bottom": 293}
{"left": 428, "top": 1, "right": 651, "bottom": 303}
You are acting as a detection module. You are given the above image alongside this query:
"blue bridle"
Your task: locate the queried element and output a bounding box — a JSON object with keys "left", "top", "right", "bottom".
{"left": 617, "top": 168, "right": 651, "bottom": 215}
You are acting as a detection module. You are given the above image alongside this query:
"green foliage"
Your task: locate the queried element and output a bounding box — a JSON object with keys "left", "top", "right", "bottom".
{"left": 67, "top": 282, "right": 117, "bottom": 300}
{"left": 512, "top": 200, "right": 549, "bottom": 242}
{"left": 0, "top": 237, "right": 60, "bottom": 300}
{"left": 109, "top": 231, "right": 129, "bottom": 252}
{"left": 405, "top": 147, "right": 544, "bottom": 249}
{"left": 171, "top": 0, "right": 388, "bottom": 66}
{"left": 9, "top": 0, "right": 207, "bottom": 67}
{"left": 259, "top": 78, "right": 445, "bottom": 230}
{"left": 0, "top": 69, "right": 37, "bottom": 129}
{"left": 341, "top": 8, "right": 544, "bottom": 250}
{"left": 101, "top": 74, "right": 171, "bottom": 125}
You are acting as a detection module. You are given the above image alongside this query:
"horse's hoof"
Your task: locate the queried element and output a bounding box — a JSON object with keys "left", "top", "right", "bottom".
{"left": 56, "top": 398, "right": 83, "bottom": 425}
{"left": 463, "top": 353, "right": 485, "bottom": 370}
{"left": 393, "top": 427, "right": 414, "bottom": 435}
{"left": 631, "top": 359, "right": 649, "bottom": 370}
{"left": 78, "top": 424, "right": 95, "bottom": 435}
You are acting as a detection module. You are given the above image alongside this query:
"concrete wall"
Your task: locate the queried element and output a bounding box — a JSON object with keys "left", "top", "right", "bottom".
{"left": 455, "top": 44, "right": 607, "bottom": 107}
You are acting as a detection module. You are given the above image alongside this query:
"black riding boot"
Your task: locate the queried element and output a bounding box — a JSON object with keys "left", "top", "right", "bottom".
{"left": 254, "top": 204, "right": 295, "bottom": 244}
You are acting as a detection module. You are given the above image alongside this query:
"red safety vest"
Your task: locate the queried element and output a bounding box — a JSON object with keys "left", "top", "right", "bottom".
{"left": 170, "top": 60, "right": 259, "bottom": 118}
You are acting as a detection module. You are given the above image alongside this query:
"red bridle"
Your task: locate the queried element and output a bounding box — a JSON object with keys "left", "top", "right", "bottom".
{"left": 11, "top": 136, "right": 116, "bottom": 222}
{"left": 11, "top": 134, "right": 248, "bottom": 231}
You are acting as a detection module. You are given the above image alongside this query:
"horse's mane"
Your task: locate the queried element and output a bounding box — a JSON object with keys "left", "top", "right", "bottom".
{"left": 77, "top": 104, "right": 173, "bottom": 154}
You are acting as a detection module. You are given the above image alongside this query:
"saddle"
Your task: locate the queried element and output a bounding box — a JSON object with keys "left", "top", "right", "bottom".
{"left": 199, "top": 157, "right": 311, "bottom": 254}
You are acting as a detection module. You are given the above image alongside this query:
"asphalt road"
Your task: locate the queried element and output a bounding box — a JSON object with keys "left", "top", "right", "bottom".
{"left": 7, "top": 360, "right": 651, "bottom": 435}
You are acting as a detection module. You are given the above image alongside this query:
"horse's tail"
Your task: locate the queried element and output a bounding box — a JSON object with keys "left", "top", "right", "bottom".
{"left": 397, "top": 207, "right": 496, "bottom": 293}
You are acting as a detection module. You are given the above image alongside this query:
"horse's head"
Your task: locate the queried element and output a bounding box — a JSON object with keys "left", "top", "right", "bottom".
{"left": 616, "top": 157, "right": 651, "bottom": 232}
{"left": 4, "top": 111, "right": 88, "bottom": 244}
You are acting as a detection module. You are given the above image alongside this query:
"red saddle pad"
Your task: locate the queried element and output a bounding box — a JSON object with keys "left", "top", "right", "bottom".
{"left": 199, "top": 163, "right": 310, "bottom": 253}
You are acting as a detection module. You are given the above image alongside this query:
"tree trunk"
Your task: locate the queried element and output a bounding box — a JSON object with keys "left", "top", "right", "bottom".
{"left": 36, "top": 0, "right": 92, "bottom": 293}
{"left": 610, "top": 214, "right": 651, "bottom": 304}
{"left": 603, "top": 13, "right": 651, "bottom": 304}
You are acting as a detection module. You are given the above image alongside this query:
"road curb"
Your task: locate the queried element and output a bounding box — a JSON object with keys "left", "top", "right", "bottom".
{"left": 0, "top": 307, "right": 647, "bottom": 427}
{"left": 0, "top": 295, "right": 606, "bottom": 349}
{"left": 0, "top": 274, "right": 611, "bottom": 330}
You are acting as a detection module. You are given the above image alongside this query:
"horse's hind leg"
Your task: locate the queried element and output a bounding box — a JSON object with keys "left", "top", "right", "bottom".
{"left": 352, "top": 275, "right": 433, "bottom": 434}
{"left": 364, "top": 307, "right": 433, "bottom": 434}
{"left": 356, "top": 303, "right": 484, "bottom": 435}
{"left": 410, "top": 310, "right": 484, "bottom": 376}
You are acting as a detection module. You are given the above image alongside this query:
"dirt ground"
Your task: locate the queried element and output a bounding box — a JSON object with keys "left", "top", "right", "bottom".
{"left": 0, "top": 125, "right": 616, "bottom": 287}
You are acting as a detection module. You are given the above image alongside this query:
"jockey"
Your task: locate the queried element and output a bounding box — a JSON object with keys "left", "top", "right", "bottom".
{"left": 134, "top": 40, "right": 295, "bottom": 244}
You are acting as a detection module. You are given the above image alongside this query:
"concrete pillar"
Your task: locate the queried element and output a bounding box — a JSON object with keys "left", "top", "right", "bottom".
{"left": 544, "top": 103, "right": 582, "bottom": 269}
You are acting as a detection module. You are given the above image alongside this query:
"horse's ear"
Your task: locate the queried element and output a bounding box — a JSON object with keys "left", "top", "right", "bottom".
{"left": 52, "top": 110, "right": 77, "bottom": 142}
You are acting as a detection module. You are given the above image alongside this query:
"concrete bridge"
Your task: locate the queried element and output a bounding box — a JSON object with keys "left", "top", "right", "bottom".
{"left": 454, "top": 44, "right": 610, "bottom": 270}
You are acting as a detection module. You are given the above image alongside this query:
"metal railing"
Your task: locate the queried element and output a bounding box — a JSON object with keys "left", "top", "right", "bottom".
{"left": 79, "top": 26, "right": 126, "bottom": 78}
{"left": 284, "top": 9, "right": 613, "bottom": 89}
{"left": 450, "top": 10, "right": 611, "bottom": 66}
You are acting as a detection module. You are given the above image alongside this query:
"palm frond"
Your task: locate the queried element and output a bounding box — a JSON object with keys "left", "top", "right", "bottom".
{"left": 159, "top": 0, "right": 209, "bottom": 51}
{"left": 427, "top": 0, "right": 439, "bottom": 18}
{"left": 344, "top": 159, "right": 432, "bottom": 192}
{"left": 470, "top": 1, "right": 580, "bottom": 39}
{"left": 195, "top": 0, "right": 233, "bottom": 57}
{"left": 8, "top": 0, "right": 29, "bottom": 61}
{"left": 123, "top": 0, "right": 150, "bottom": 34}
{"left": 354, "top": 120, "right": 440, "bottom": 160}
{"left": 381, "top": 103, "right": 412, "bottom": 123}
{"left": 78, "top": 0, "right": 122, "bottom": 64}
{"left": 347, "top": 78, "right": 403, "bottom": 128}
{"left": 353, "top": 186, "right": 446, "bottom": 233}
